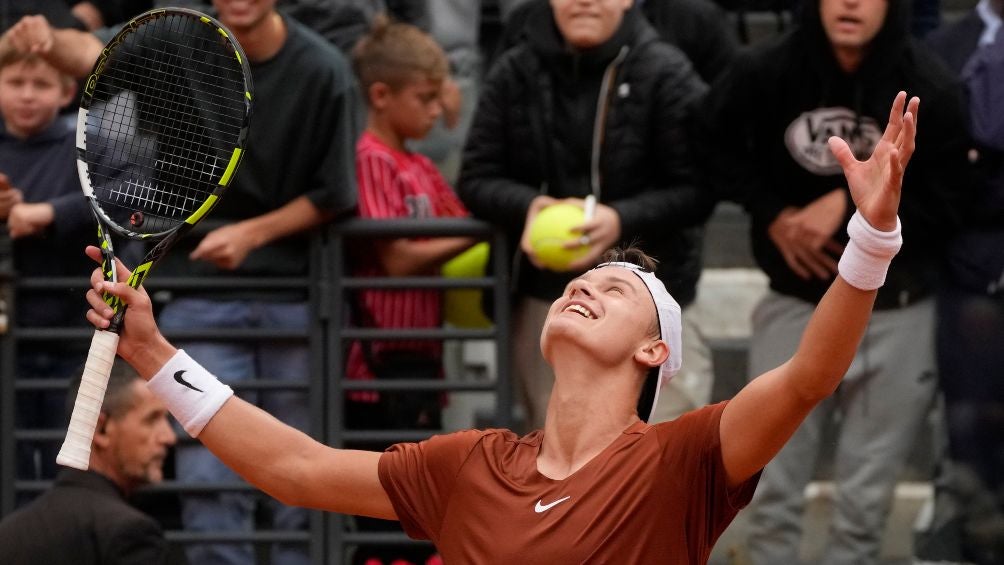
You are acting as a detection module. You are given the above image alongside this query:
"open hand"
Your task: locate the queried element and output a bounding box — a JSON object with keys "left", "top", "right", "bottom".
{"left": 0, "top": 174, "right": 23, "bottom": 219}
{"left": 564, "top": 201, "right": 621, "bottom": 272}
{"left": 190, "top": 222, "right": 257, "bottom": 270}
{"left": 8, "top": 202, "right": 54, "bottom": 238}
{"left": 828, "top": 92, "right": 918, "bottom": 232}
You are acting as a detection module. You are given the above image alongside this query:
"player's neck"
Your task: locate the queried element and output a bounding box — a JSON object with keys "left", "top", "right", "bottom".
{"left": 538, "top": 367, "right": 641, "bottom": 480}
{"left": 366, "top": 120, "right": 407, "bottom": 153}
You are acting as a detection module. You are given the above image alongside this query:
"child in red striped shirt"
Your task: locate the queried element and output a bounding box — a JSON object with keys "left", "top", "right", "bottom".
{"left": 346, "top": 18, "right": 479, "bottom": 431}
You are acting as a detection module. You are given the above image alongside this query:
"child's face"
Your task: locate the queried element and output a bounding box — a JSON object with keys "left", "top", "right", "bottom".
{"left": 0, "top": 59, "right": 73, "bottom": 139}
{"left": 384, "top": 76, "right": 443, "bottom": 141}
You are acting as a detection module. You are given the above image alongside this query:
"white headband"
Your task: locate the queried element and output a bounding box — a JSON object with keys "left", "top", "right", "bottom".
{"left": 593, "top": 261, "right": 682, "bottom": 422}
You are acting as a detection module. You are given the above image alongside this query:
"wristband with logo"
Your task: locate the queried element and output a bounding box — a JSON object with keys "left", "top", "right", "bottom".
{"left": 148, "top": 349, "right": 233, "bottom": 437}
{"left": 837, "top": 210, "right": 903, "bottom": 291}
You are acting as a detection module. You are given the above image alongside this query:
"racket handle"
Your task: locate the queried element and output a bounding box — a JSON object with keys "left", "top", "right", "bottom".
{"left": 57, "top": 330, "right": 120, "bottom": 470}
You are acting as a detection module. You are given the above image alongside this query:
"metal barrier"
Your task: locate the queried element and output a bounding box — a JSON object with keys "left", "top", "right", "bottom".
{"left": 0, "top": 218, "right": 511, "bottom": 564}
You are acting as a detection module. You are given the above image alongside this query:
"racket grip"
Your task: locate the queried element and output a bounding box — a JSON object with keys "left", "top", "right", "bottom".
{"left": 56, "top": 330, "right": 120, "bottom": 470}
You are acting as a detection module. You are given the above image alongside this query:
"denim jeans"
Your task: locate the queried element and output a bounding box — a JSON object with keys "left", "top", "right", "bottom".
{"left": 159, "top": 298, "right": 311, "bottom": 565}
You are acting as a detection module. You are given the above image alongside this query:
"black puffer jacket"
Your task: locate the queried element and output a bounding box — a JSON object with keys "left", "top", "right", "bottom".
{"left": 458, "top": 7, "right": 710, "bottom": 305}
{"left": 699, "top": 0, "right": 972, "bottom": 308}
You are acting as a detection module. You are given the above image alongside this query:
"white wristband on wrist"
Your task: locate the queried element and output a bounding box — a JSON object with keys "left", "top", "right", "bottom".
{"left": 148, "top": 349, "right": 233, "bottom": 437}
{"left": 837, "top": 210, "right": 903, "bottom": 291}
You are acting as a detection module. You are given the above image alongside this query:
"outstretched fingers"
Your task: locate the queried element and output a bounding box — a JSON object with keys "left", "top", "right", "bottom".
{"left": 828, "top": 136, "right": 856, "bottom": 171}
{"left": 881, "top": 91, "right": 908, "bottom": 145}
{"left": 887, "top": 148, "right": 904, "bottom": 197}
{"left": 897, "top": 103, "right": 918, "bottom": 169}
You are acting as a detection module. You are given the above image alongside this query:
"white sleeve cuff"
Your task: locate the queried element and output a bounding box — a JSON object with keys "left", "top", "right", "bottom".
{"left": 148, "top": 349, "right": 233, "bottom": 437}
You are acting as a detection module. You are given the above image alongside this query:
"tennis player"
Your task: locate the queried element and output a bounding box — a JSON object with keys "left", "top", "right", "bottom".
{"left": 83, "top": 92, "right": 918, "bottom": 563}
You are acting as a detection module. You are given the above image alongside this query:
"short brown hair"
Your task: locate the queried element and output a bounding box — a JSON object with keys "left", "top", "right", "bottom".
{"left": 351, "top": 16, "right": 448, "bottom": 95}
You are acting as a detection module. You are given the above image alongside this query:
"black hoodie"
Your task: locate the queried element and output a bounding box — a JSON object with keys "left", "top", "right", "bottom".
{"left": 458, "top": 7, "right": 710, "bottom": 304}
{"left": 699, "top": 0, "right": 972, "bottom": 307}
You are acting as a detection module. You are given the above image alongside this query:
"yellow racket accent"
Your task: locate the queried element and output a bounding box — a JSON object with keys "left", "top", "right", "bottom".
{"left": 219, "top": 147, "right": 243, "bottom": 186}
{"left": 186, "top": 194, "right": 219, "bottom": 225}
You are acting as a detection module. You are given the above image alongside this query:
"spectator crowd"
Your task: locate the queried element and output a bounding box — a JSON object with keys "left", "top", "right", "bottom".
{"left": 0, "top": 0, "right": 1001, "bottom": 564}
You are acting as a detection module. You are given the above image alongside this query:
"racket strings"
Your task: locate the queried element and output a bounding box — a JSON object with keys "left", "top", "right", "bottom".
{"left": 84, "top": 12, "right": 248, "bottom": 235}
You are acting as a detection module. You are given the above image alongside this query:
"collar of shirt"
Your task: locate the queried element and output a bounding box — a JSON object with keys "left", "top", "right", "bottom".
{"left": 976, "top": 0, "right": 1002, "bottom": 46}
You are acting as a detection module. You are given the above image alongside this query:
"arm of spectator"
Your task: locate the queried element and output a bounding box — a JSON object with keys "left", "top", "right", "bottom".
{"left": 768, "top": 189, "right": 848, "bottom": 280}
{"left": 1, "top": 15, "right": 103, "bottom": 79}
{"left": 440, "top": 76, "right": 462, "bottom": 130}
{"left": 0, "top": 174, "right": 23, "bottom": 220}
{"left": 375, "top": 236, "right": 479, "bottom": 277}
{"left": 719, "top": 94, "right": 917, "bottom": 487}
{"left": 190, "top": 195, "right": 332, "bottom": 270}
{"left": 7, "top": 203, "right": 54, "bottom": 238}
{"left": 456, "top": 56, "right": 544, "bottom": 228}
{"left": 71, "top": 2, "right": 104, "bottom": 31}
{"left": 85, "top": 247, "right": 398, "bottom": 520}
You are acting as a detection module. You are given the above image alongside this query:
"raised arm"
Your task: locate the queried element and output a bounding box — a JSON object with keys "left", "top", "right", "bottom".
{"left": 84, "top": 246, "right": 396, "bottom": 519}
{"left": 719, "top": 92, "right": 918, "bottom": 486}
{"left": 1, "top": 15, "right": 102, "bottom": 79}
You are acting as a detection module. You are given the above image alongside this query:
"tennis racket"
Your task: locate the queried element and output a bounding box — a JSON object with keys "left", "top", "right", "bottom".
{"left": 57, "top": 8, "right": 253, "bottom": 470}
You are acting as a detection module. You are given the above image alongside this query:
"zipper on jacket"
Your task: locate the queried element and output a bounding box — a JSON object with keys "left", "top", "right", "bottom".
{"left": 590, "top": 45, "right": 630, "bottom": 204}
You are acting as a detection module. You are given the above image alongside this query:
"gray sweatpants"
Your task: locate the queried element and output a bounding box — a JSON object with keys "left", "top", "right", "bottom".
{"left": 746, "top": 292, "right": 937, "bottom": 565}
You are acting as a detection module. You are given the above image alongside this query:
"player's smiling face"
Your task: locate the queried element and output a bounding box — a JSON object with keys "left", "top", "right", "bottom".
{"left": 541, "top": 267, "right": 659, "bottom": 366}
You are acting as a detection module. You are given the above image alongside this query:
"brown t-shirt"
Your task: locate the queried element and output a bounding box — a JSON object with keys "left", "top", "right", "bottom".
{"left": 378, "top": 401, "right": 760, "bottom": 564}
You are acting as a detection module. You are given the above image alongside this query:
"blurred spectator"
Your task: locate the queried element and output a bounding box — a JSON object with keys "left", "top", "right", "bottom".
{"left": 918, "top": 4, "right": 1004, "bottom": 563}
{"left": 150, "top": 2, "right": 359, "bottom": 564}
{"left": 0, "top": 41, "right": 94, "bottom": 483}
{"left": 346, "top": 18, "right": 477, "bottom": 564}
{"left": 912, "top": 0, "right": 941, "bottom": 38}
{"left": 698, "top": 0, "right": 971, "bottom": 561}
{"left": 0, "top": 1, "right": 85, "bottom": 33}
{"left": 494, "top": 0, "right": 738, "bottom": 425}
{"left": 0, "top": 361, "right": 179, "bottom": 564}
{"left": 407, "top": 0, "right": 482, "bottom": 183}
{"left": 68, "top": 1, "right": 154, "bottom": 30}
{"left": 458, "top": 0, "right": 712, "bottom": 431}
{"left": 499, "top": 0, "right": 739, "bottom": 84}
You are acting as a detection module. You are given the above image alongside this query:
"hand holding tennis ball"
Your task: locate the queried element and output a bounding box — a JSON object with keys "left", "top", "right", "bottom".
{"left": 527, "top": 202, "right": 590, "bottom": 271}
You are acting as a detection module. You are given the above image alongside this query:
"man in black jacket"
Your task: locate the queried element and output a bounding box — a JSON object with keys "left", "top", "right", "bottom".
{"left": 458, "top": 0, "right": 712, "bottom": 431}
{"left": 698, "top": 0, "right": 971, "bottom": 561}
{"left": 0, "top": 363, "right": 178, "bottom": 564}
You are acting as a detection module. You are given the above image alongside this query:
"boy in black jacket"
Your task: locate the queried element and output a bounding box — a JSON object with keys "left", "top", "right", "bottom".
{"left": 699, "top": 0, "right": 971, "bottom": 561}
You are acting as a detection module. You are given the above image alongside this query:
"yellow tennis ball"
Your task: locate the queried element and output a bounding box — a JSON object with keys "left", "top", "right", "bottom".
{"left": 529, "top": 203, "right": 588, "bottom": 271}
{"left": 442, "top": 242, "right": 492, "bottom": 328}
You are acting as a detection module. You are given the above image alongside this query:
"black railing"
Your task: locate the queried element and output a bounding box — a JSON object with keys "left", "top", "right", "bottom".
{"left": 0, "top": 218, "right": 511, "bottom": 564}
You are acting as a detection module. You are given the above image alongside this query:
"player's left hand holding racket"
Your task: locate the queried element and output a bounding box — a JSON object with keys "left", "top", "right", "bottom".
{"left": 57, "top": 8, "right": 253, "bottom": 470}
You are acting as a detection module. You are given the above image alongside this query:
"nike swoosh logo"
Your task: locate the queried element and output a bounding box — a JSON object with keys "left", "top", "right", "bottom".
{"left": 174, "top": 370, "right": 203, "bottom": 393}
{"left": 534, "top": 496, "right": 571, "bottom": 513}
